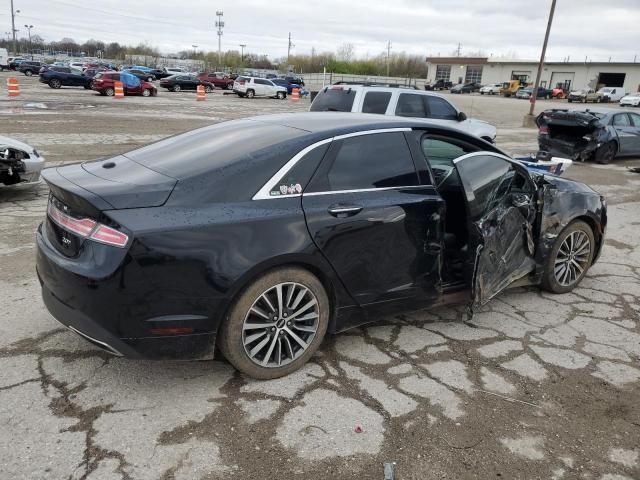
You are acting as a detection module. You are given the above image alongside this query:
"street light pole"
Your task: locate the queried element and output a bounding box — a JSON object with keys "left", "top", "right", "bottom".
{"left": 10, "top": 0, "right": 19, "bottom": 55}
{"left": 24, "top": 24, "right": 33, "bottom": 59}
{"left": 215, "top": 11, "right": 224, "bottom": 67}
{"left": 528, "top": 0, "right": 557, "bottom": 118}
{"left": 239, "top": 44, "right": 246, "bottom": 63}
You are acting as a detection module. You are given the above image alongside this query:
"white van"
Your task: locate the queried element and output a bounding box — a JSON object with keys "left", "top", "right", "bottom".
{"left": 0, "top": 49, "right": 9, "bottom": 71}
{"left": 597, "top": 87, "right": 625, "bottom": 102}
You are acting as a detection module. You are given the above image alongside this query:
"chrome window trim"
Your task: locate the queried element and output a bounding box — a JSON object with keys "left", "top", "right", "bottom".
{"left": 452, "top": 151, "right": 515, "bottom": 165}
{"left": 304, "top": 185, "right": 427, "bottom": 197}
{"left": 252, "top": 128, "right": 412, "bottom": 200}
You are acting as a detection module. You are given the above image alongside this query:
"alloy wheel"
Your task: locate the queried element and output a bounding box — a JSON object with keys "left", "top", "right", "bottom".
{"left": 242, "top": 282, "right": 319, "bottom": 368}
{"left": 554, "top": 230, "right": 591, "bottom": 287}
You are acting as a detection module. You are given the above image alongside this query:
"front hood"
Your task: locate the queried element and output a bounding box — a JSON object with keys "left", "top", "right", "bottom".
{"left": 569, "top": 91, "right": 585, "bottom": 96}
{"left": 0, "top": 135, "right": 37, "bottom": 156}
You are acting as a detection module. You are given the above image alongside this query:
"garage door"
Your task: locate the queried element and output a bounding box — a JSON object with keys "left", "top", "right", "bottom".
{"left": 598, "top": 72, "right": 626, "bottom": 88}
{"left": 550, "top": 72, "right": 575, "bottom": 90}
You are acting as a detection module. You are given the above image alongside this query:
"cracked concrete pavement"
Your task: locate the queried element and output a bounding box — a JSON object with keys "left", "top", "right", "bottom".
{"left": 1, "top": 74, "right": 640, "bottom": 479}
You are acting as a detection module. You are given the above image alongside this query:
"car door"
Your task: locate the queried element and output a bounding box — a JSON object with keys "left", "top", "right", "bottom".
{"left": 612, "top": 113, "right": 636, "bottom": 153}
{"left": 302, "top": 129, "right": 445, "bottom": 309}
{"left": 624, "top": 112, "right": 640, "bottom": 153}
{"left": 453, "top": 152, "right": 537, "bottom": 309}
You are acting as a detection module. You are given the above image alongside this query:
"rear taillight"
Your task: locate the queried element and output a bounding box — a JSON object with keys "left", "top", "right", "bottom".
{"left": 239, "top": 80, "right": 245, "bottom": 85}
{"left": 47, "top": 202, "right": 129, "bottom": 248}
{"left": 538, "top": 125, "right": 549, "bottom": 135}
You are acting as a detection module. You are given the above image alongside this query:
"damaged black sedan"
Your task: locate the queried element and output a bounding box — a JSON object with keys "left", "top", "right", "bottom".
{"left": 36, "top": 113, "right": 606, "bottom": 379}
{"left": 537, "top": 108, "right": 640, "bottom": 164}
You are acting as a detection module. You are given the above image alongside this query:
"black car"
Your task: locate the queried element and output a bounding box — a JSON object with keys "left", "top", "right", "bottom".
{"left": 36, "top": 113, "right": 606, "bottom": 379}
{"left": 283, "top": 75, "right": 304, "bottom": 86}
{"left": 39, "top": 67, "right": 92, "bottom": 89}
{"left": 124, "top": 69, "right": 156, "bottom": 82}
{"left": 451, "top": 82, "right": 482, "bottom": 94}
{"left": 425, "top": 79, "right": 453, "bottom": 91}
{"left": 159, "top": 74, "right": 214, "bottom": 92}
{"left": 18, "top": 61, "right": 46, "bottom": 76}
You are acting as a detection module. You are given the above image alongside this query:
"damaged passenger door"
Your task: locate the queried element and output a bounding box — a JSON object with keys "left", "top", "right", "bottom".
{"left": 454, "top": 152, "right": 537, "bottom": 309}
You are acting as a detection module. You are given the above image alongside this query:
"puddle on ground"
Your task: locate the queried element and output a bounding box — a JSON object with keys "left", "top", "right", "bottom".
{"left": 0, "top": 102, "right": 98, "bottom": 115}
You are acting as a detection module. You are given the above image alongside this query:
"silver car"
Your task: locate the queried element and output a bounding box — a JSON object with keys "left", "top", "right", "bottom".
{"left": 0, "top": 136, "right": 45, "bottom": 188}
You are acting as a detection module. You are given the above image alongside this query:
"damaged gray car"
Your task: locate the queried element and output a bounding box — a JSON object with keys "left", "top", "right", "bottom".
{"left": 537, "top": 108, "right": 640, "bottom": 164}
{"left": 0, "top": 135, "right": 45, "bottom": 188}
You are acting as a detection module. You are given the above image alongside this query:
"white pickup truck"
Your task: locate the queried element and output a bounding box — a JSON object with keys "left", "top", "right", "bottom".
{"left": 0, "top": 48, "right": 8, "bottom": 71}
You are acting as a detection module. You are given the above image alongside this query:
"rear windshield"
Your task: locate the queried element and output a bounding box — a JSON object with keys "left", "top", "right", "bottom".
{"left": 310, "top": 88, "right": 356, "bottom": 112}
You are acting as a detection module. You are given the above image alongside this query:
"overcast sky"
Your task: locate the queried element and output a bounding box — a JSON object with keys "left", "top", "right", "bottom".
{"left": 5, "top": 0, "right": 640, "bottom": 62}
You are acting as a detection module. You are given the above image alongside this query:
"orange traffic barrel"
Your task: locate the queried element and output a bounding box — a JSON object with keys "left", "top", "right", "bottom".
{"left": 291, "top": 88, "right": 300, "bottom": 102}
{"left": 114, "top": 81, "right": 124, "bottom": 99}
{"left": 7, "top": 77, "right": 20, "bottom": 97}
{"left": 196, "top": 84, "right": 205, "bottom": 101}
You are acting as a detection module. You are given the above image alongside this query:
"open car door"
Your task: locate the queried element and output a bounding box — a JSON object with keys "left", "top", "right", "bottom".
{"left": 453, "top": 152, "right": 538, "bottom": 310}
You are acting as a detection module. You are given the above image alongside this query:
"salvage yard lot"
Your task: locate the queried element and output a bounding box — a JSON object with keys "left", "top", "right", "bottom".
{"left": 1, "top": 73, "right": 640, "bottom": 479}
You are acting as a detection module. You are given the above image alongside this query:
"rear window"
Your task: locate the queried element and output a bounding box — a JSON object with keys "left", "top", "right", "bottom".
{"left": 310, "top": 88, "right": 356, "bottom": 112}
{"left": 362, "top": 91, "right": 391, "bottom": 114}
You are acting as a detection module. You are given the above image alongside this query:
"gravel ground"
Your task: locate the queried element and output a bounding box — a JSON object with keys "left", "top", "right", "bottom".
{"left": 1, "top": 73, "right": 640, "bottom": 480}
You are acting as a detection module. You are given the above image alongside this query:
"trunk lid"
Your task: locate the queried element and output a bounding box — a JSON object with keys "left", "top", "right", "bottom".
{"left": 536, "top": 110, "right": 604, "bottom": 159}
{"left": 54, "top": 156, "right": 177, "bottom": 210}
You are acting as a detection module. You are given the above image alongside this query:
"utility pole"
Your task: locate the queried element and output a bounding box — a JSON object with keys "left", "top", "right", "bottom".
{"left": 24, "top": 24, "right": 33, "bottom": 59}
{"left": 239, "top": 44, "right": 246, "bottom": 63}
{"left": 456, "top": 43, "right": 462, "bottom": 57}
{"left": 386, "top": 41, "right": 392, "bottom": 77}
{"left": 215, "top": 11, "right": 224, "bottom": 67}
{"left": 287, "top": 32, "right": 294, "bottom": 64}
{"left": 527, "top": 0, "right": 556, "bottom": 119}
{"left": 10, "top": 0, "right": 20, "bottom": 55}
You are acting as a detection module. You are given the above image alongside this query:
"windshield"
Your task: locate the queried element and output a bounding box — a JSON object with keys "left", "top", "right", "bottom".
{"left": 309, "top": 88, "right": 356, "bottom": 112}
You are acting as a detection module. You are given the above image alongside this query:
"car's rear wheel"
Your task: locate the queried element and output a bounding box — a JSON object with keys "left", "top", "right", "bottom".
{"left": 218, "top": 267, "right": 329, "bottom": 379}
{"left": 142, "top": 88, "right": 151, "bottom": 97}
{"left": 49, "top": 79, "right": 61, "bottom": 89}
{"left": 542, "top": 220, "right": 594, "bottom": 294}
{"left": 204, "top": 85, "right": 213, "bottom": 93}
{"left": 104, "top": 87, "right": 115, "bottom": 97}
{"left": 595, "top": 141, "right": 616, "bottom": 164}
{"left": 173, "top": 84, "right": 181, "bottom": 92}
{"left": 147, "top": 76, "right": 153, "bottom": 82}
{"left": 24, "top": 70, "right": 32, "bottom": 76}
{"left": 246, "top": 89, "right": 255, "bottom": 98}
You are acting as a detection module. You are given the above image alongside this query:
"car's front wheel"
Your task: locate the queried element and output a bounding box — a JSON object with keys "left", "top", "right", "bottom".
{"left": 218, "top": 267, "right": 329, "bottom": 379}
{"left": 204, "top": 85, "right": 213, "bottom": 93}
{"left": 595, "top": 141, "right": 617, "bottom": 164}
{"left": 142, "top": 88, "right": 151, "bottom": 97}
{"left": 24, "top": 70, "right": 32, "bottom": 76}
{"left": 276, "top": 91, "right": 286, "bottom": 99}
{"left": 104, "top": 87, "right": 115, "bottom": 97}
{"left": 542, "top": 220, "right": 594, "bottom": 294}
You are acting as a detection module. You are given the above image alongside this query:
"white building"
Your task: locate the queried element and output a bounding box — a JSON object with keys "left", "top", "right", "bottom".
{"left": 425, "top": 56, "right": 640, "bottom": 92}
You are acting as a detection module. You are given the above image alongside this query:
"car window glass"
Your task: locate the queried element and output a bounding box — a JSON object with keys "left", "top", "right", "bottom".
{"left": 396, "top": 94, "right": 427, "bottom": 117}
{"left": 269, "top": 143, "right": 330, "bottom": 197}
{"left": 425, "top": 96, "right": 458, "bottom": 120}
{"left": 613, "top": 114, "right": 630, "bottom": 127}
{"left": 456, "top": 155, "right": 513, "bottom": 216}
{"left": 362, "top": 91, "right": 392, "bottom": 114}
{"left": 324, "top": 132, "right": 418, "bottom": 191}
{"left": 628, "top": 113, "right": 640, "bottom": 127}
{"left": 421, "top": 137, "right": 469, "bottom": 167}
{"left": 309, "top": 88, "right": 356, "bottom": 112}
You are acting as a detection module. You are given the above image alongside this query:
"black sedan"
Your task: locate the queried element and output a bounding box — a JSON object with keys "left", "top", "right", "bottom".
{"left": 159, "top": 74, "right": 214, "bottom": 92}
{"left": 451, "top": 82, "right": 482, "bottom": 94}
{"left": 36, "top": 113, "right": 606, "bottom": 379}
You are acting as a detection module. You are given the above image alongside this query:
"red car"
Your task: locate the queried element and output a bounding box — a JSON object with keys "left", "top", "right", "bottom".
{"left": 91, "top": 71, "right": 157, "bottom": 97}
{"left": 196, "top": 72, "right": 234, "bottom": 89}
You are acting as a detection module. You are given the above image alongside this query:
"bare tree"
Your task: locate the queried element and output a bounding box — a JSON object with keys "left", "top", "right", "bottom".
{"left": 336, "top": 43, "right": 355, "bottom": 62}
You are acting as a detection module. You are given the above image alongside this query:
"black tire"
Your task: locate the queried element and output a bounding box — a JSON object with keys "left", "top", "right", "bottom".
{"left": 49, "top": 79, "right": 62, "bottom": 89}
{"left": 24, "top": 70, "right": 33, "bottom": 76}
{"left": 104, "top": 87, "right": 115, "bottom": 97}
{"left": 218, "top": 267, "right": 330, "bottom": 380}
{"left": 204, "top": 85, "right": 213, "bottom": 93}
{"left": 568, "top": 99, "right": 573, "bottom": 103}
{"left": 83, "top": 85, "right": 91, "bottom": 90}
{"left": 173, "top": 84, "right": 181, "bottom": 92}
{"left": 246, "top": 89, "right": 255, "bottom": 99}
{"left": 595, "top": 141, "right": 616, "bottom": 164}
{"left": 147, "top": 76, "right": 153, "bottom": 82}
{"left": 276, "top": 91, "right": 285, "bottom": 100}
{"left": 541, "top": 220, "right": 595, "bottom": 294}
{"left": 236, "top": 93, "right": 245, "bottom": 98}
{"left": 142, "top": 88, "right": 151, "bottom": 97}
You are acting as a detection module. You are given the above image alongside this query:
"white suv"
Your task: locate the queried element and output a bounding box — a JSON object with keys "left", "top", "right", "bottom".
{"left": 479, "top": 83, "right": 502, "bottom": 95}
{"left": 597, "top": 87, "right": 625, "bottom": 103}
{"left": 233, "top": 76, "right": 287, "bottom": 99}
{"left": 310, "top": 85, "right": 497, "bottom": 142}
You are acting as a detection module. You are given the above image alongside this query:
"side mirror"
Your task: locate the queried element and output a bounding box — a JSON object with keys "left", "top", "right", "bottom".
{"left": 457, "top": 111, "right": 467, "bottom": 122}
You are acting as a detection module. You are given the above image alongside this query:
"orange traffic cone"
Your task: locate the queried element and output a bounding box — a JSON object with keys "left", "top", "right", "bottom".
{"left": 291, "top": 88, "right": 300, "bottom": 102}
{"left": 114, "top": 81, "right": 124, "bottom": 99}
{"left": 196, "top": 84, "right": 205, "bottom": 101}
{"left": 7, "top": 77, "right": 20, "bottom": 97}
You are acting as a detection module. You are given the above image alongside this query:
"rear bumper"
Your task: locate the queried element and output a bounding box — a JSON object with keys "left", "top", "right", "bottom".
{"left": 36, "top": 224, "right": 217, "bottom": 360}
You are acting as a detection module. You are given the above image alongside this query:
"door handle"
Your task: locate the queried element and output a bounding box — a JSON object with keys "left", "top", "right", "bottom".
{"left": 328, "top": 204, "right": 363, "bottom": 217}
